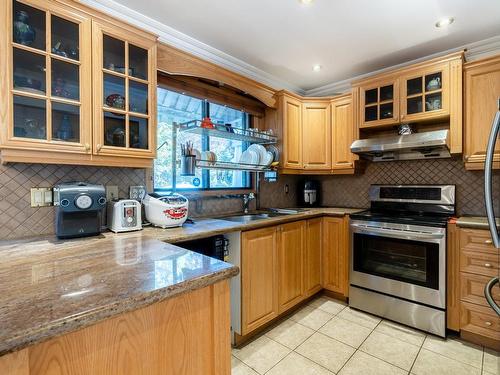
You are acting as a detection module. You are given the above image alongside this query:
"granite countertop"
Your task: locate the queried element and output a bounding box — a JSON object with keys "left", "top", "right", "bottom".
{"left": 0, "top": 206, "right": 360, "bottom": 356}
{"left": 456, "top": 216, "right": 500, "bottom": 230}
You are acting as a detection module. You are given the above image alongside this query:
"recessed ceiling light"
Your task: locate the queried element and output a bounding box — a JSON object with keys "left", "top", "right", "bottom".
{"left": 300, "top": 0, "right": 314, "bottom": 4}
{"left": 312, "top": 64, "right": 322, "bottom": 72}
{"left": 435, "top": 17, "right": 454, "bottom": 28}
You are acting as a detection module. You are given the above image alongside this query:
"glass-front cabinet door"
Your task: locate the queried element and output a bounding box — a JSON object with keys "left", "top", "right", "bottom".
{"left": 92, "top": 20, "right": 157, "bottom": 158}
{"left": 359, "top": 77, "right": 399, "bottom": 128}
{"left": 2, "top": 0, "right": 92, "bottom": 153}
{"left": 400, "top": 62, "right": 450, "bottom": 122}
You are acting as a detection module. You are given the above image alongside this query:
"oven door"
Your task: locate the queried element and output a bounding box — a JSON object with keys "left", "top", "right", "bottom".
{"left": 350, "top": 220, "right": 446, "bottom": 309}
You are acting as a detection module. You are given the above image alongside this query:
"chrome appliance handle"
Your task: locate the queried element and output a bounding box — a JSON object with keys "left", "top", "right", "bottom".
{"left": 350, "top": 223, "right": 444, "bottom": 241}
{"left": 484, "top": 277, "right": 500, "bottom": 316}
{"left": 484, "top": 98, "right": 500, "bottom": 248}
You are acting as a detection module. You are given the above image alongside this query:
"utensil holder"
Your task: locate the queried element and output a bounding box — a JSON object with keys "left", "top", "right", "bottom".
{"left": 180, "top": 155, "right": 196, "bottom": 176}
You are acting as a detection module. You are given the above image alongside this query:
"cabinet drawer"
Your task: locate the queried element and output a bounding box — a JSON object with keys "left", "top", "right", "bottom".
{"left": 460, "top": 250, "right": 499, "bottom": 277}
{"left": 460, "top": 273, "right": 500, "bottom": 307}
{"left": 460, "top": 229, "right": 497, "bottom": 254}
{"left": 460, "top": 301, "right": 500, "bottom": 341}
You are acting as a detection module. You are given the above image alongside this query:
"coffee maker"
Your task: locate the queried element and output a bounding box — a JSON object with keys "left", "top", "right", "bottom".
{"left": 298, "top": 180, "right": 320, "bottom": 207}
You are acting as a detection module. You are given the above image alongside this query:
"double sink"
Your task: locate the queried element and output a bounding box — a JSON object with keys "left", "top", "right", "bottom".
{"left": 220, "top": 209, "right": 306, "bottom": 223}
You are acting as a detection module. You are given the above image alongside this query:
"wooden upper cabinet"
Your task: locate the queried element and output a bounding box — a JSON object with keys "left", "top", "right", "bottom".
{"left": 464, "top": 55, "right": 500, "bottom": 170}
{"left": 304, "top": 218, "right": 322, "bottom": 297}
{"left": 281, "top": 94, "right": 303, "bottom": 169}
{"left": 92, "top": 20, "right": 157, "bottom": 159}
{"left": 400, "top": 61, "right": 450, "bottom": 123}
{"left": 331, "top": 94, "right": 356, "bottom": 170}
{"left": 0, "top": 0, "right": 92, "bottom": 154}
{"left": 358, "top": 76, "right": 399, "bottom": 128}
{"left": 241, "top": 226, "right": 279, "bottom": 335}
{"left": 302, "top": 101, "right": 331, "bottom": 170}
{"left": 278, "top": 221, "right": 305, "bottom": 313}
{"left": 322, "top": 216, "right": 349, "bottom": 296}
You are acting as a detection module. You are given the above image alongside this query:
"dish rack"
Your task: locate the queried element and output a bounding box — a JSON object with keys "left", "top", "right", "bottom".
{"left": 173, "top": 120, "right": 278, "bottom": 173}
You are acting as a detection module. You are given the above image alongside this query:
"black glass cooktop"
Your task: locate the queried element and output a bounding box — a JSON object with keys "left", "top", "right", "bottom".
{"left": 350, "top": 209, "right": 451, "bottom": 228}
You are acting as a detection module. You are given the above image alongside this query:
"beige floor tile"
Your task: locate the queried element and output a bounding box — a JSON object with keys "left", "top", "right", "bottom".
{"left": 266, "top": 352, "right": 334, "bottom": 375}
{"left": 422, "top": 335, "right": 483, "bottom": 369}
{"left": 295, "top": 332, "right": 356, "bottom": 373}
{"left": 359, "top": 330, "right": 420, "bottom": 370}
{"left": 483, "top": 348, "right": 500, "bottom": 375}
{"left": 290, "top": 305, "right": 334, "bottom": 330}
{"left": 232, "top": 336, "right": 291, "bottom": 374}
{"left": 411, "top": 348, "right": 481, "bottom": 375}
{"left": 337, "top": 307, "right": 381, "bottom": 330}
{"left": 319, "top": 316, "right": 372, "bottom": 348}
{"left": 308, "top": 296, "right": 347, "bottom": 315}
{"left": 375, "top": 320, "right": 426, "bottom": 347}
{"left": 231, "top": 356, "right": 259, "bottom": 375}
{"left": 265, "top": 319, "right": 315, "bottom": 349}
{"left": 339, "top": 351, "right": 407, "bottom": 375}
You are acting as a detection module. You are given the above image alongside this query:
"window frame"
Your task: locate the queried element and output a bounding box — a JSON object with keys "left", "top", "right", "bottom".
{"left": 154, "top": 85, "right": 255, "bottom": 194}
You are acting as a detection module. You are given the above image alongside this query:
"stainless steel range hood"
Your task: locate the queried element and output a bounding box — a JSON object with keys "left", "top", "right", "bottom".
{"left": 350, "top": 129, "right": 450, "bottom": 162}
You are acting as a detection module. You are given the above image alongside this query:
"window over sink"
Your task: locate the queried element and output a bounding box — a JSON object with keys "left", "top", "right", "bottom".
{"left": 154, "top": 87, "right": 252, "bottom": 191}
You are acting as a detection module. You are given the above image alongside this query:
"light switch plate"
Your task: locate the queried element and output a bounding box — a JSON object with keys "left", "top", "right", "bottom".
{"left": 106, "top": 185, "right": 119, "bottom": 201}
{"left": 30, "top": 188, "right": 53, "bottom": 207}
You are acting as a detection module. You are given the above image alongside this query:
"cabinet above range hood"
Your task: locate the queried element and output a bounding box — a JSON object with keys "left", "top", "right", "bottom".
{"left": 350, "top": 129, "right": 450, "bottom": 162}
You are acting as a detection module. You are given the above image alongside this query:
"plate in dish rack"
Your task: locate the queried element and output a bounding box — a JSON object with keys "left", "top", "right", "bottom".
{"left": 239, "top": 149, "right": 259, "bottom": 165}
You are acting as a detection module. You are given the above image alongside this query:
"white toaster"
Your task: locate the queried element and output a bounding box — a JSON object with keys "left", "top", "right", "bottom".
{"left": 107, "top": 199, "right": 142, "bottom": 233}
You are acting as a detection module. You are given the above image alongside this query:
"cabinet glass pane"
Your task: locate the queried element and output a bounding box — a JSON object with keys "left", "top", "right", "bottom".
{"left": 129, "top": 81, "right": 148, "bottom": 114}
{"left": 365, "top": 105, "right": 378, "bottom": 122}
{"left": 425, "top": 92, "right": 442, "bottom": 112}
{"left": 103, "top": 74, "right": 125, "bottom": 110}
{"left": 129, "top": 44, "right": 148, "bottom": 80}
{"left": 13, "top": 48, "right": 46, "bottom": 95}
{"left": 13, "top": 95, "right": 46, "bottom": 139}
{"left": 51, "top": 15, "right": 79, "bottom": 61}
{"left": 52, "top": 60, "right": 79, "bottom": 100}
{"left": 407, "top": 77, "right": 422, "bottom": 96}
{"left": 129, "top": 116, "right": 148, "bottom": 149}
{"left": 103, "top": 35, "right": 125, "bottom": 72}
{"left": 52, "top": 102, "right": 79, "bottom": 142}
{"left": 104, "top": 111, "right": 125, "bottom": 147}
{"left": 380, "top": 85, "right": 393, "bottom": 101}
{"left": 407, "top": 96, "right": 423, "bottom": 115}
{"left": 13, "top": 1, "right": 45, "bottom": 50}
{"left": 425, "top": 72, "right": 442, "bottom": 92}
{"left": 380, "top": 103, "right": 393, "bottom": 119}
{"left": 365, "top": 88, "right": 377, "bottom": 105}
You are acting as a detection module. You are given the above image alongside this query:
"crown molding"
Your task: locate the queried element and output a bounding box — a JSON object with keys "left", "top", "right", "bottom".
{"left": 305, "top": 34, "right": 500, "bottom": 97}
{"left": 80, "top": 0, "right": 306, "bottom": 95}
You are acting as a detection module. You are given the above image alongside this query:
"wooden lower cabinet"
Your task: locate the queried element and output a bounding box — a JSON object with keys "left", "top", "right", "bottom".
{"left": 448, "top": 225, "right": 500, "bottom": 350}
{"left": 322, "top": 217, "right": 349, "bottom": 295}
{"left": 0, "top": 281, "right": 232, "bottom": 375}
{"left": 241, "top": 226, "right": 279, "bottom": 335}
{"left": 304, "top": 218, "right": 323, "bottom": 297}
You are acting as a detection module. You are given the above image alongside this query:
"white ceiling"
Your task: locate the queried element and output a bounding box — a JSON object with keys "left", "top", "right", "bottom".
{"left": 108, "top": 0, "right": 500, "bottom": 91}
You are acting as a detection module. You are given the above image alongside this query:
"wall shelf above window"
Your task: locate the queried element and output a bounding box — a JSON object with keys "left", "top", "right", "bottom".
{"left": 178, "top": 120, "right": 277, "bottom": 145}
{"left": 195, "top": 159, "right": 276, "bottom": 172}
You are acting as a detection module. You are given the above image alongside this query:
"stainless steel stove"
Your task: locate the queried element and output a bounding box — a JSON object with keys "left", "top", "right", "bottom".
{"left": 349, "top": 185, "right": 455, "bottom": 337}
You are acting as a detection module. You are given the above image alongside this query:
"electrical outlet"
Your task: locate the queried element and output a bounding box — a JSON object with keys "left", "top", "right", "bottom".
{"left": 106, "top": 185, "right": 119, "bottom": 201}
{"left": 129, "top": 186, "right": 146, "bottom": 200}
{"left": 30, "top": 187, "right": 53, "bottom": 207}
{"left": 284, "top": 184, "right": 289, "bottom": 194}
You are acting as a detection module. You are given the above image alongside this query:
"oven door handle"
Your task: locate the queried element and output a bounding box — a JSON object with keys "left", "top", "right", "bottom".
{"left": 351, "top": 224, "right": 444, "bottom": 241}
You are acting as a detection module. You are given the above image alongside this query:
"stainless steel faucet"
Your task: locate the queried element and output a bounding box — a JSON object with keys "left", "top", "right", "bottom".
{"left": 243, "top": 193, "right": 255, "bottom": 214}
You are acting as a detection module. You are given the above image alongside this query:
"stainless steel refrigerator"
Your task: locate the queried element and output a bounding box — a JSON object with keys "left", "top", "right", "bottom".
{"left": 483, "top": 98, "right": 500, "bottom": 316}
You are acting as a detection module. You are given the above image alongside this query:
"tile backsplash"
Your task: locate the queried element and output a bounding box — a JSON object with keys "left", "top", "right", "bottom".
{"left": 260, "top": 157, "right": 496, "bottom": 217}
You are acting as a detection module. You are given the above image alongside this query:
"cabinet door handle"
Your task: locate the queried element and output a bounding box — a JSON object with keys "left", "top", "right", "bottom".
{"left": 485, "top": 321, "right": 492, "bottom": 326}
{"left": 485, "top": 239, "right": 493, "bottom": 244}
{"left": 484, "top": 263, "right": 492, "bottom": 268}
{"left": 96, "top": 144, "right": 102, "bottom": 152}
